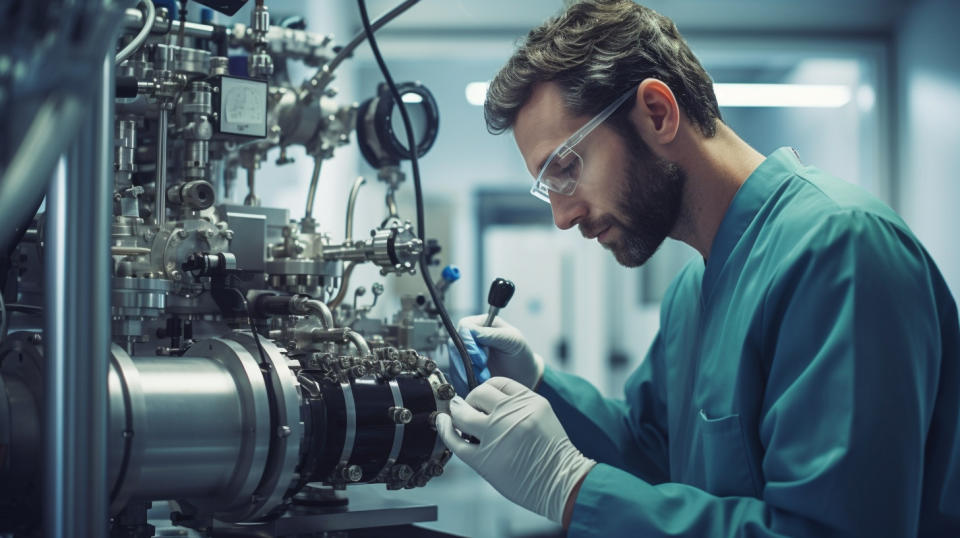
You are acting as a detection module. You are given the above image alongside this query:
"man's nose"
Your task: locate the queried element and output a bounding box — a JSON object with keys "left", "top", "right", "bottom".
{"left": 549, "top": 191, "right": 585, "bottom": 230}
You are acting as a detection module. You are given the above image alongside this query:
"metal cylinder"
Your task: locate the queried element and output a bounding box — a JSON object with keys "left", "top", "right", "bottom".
{"left": 44, "top": 52, "right": 114, "bottom": 538}
{"left": 115, "top": 119, "right": 136, "bottom": 175}
{"left": 109, "top": 345, "right": 270, "bottom": 506}
{"left": 166, "top": 179, "right": 215, "bottom": 209}
{"left": 108, "top": 333, "right": 302, "bottom": 523}
{"left": 210, "top": 56, "right": 229, "bottom": 76}
{"left": 182, "top": 81, "right": 212, "bottom": 115}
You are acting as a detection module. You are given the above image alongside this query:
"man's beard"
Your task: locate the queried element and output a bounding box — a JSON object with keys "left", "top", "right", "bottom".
{"left": 578, "top": 130, "right": 686, "bottom": 267}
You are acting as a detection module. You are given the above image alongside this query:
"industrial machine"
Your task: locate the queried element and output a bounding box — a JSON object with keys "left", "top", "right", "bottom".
{"left": 0, "top": 0, "right": 468, "bottom": 535}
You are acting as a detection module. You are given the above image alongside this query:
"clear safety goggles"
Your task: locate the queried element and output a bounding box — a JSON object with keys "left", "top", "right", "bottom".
{"left": 531, "top": 86, "right": 637, "bottom": 203}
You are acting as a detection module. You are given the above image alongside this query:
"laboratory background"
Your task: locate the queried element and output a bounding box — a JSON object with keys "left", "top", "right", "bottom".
{"left": 0, "top": 0, "right": 957, "bottom": 536}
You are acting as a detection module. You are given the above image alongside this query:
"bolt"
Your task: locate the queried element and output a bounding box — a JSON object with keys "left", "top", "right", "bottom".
{"left": 437, "top": 383, "right": 455, "bottom": 401}
{"left": 426, "top": 461, "right": 444, "bottom": 477}
{"left": 170, "top": 270, "right": 183, "bottom": 282}
{"left": 341, "top": 464, "right": 362, "bottom": 482}
{"left": 386, "top": 361, "right": 403, "bottom": 377}
{"left": 401, "top": 350, "right": 419, "bottom": 367}
{"left": 349, "top": 365, "right": 366, "bottom": 378}
{"left": 277, "top": 425, "right": 292, "bottom": 438}
{"left": 422, "top": 360, "right": 437, "bottom": 373}
{"left": 388, "top": 406, "right": 413, "bottom": 424}
{"left": 177, "top": 229, "right": 189, "bottom": 238}
{"left": 391, "top": 464, "right": 413, "bottom": 482}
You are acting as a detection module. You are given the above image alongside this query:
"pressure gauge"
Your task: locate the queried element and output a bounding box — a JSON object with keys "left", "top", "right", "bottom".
{"left": 211, "top": 75, "right": 268, "bottom": 138}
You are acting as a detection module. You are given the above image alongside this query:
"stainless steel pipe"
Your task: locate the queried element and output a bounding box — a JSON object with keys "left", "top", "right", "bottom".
{"left": 44, "top": 52, "right": 114, "bottom": 538}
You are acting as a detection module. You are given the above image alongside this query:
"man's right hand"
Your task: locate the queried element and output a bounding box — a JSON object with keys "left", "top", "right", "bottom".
{"left": 447, "top": 315, "right": 544, "bottom": 394}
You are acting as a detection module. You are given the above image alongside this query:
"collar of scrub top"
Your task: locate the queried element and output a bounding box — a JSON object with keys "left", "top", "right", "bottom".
{"left": 700, "top": 147, "right": 804, "bottom": 303}
{"left": 530, "top": 86, "right": 638, "bottom": 203}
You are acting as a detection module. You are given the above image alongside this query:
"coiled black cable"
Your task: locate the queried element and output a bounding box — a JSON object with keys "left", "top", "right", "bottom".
{"left": 356, "top": 0, "right": 478, "bottom": 391}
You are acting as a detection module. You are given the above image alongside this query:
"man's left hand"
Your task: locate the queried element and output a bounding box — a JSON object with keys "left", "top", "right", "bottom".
{"left": 435, "top": 377, "right": 596, "bottom": 523}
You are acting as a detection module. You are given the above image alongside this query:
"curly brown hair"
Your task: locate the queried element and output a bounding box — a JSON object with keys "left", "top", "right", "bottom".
{"left": 484, "top": 0, "right": 721, "bottom": 137}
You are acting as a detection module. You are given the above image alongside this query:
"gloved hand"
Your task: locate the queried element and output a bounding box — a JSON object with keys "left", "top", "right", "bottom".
{"left": 435, "top": 377, "right": 596, "bottom": 523}
{"left": 446, "top": 315, "right": 544, "bottom": 395}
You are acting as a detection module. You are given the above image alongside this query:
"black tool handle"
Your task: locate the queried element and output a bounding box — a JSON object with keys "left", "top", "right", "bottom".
{"left": 487, "top": 277, "right": 515, "bottom": 309}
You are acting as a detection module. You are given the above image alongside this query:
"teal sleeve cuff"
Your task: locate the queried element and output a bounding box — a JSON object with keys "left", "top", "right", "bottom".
{"left": 568, "top": 463, "right": 657, "bottom": 537}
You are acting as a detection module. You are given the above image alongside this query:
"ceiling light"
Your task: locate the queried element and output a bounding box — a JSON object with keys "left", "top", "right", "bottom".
{"left": 714, "top": 83, "right": 851, "bottom": 108}
{"left": 465, "top": 81, "right": 489, "bottom": 106}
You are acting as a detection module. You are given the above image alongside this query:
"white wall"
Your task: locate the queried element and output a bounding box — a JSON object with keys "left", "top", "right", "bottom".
{"left": 896, "top": 0, "right": 960, "bottom": 297}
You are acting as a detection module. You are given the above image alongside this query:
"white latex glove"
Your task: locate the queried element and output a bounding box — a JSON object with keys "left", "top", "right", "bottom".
{"left": 457, "top": 315, "right": 545, "bottom": 389}
{"left": 435, "top": 377, "right": 596, "bottom": 523}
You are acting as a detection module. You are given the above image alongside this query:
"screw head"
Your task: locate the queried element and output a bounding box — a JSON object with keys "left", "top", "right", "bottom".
{"left": 389, "top": 406, "right": 413, "bottom": 424}
{"left": 342, "top": 464, "right": 362, "bottom": 482}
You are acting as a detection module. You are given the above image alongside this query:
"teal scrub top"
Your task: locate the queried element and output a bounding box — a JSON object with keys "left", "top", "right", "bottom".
{"left": 538, "top": 148, "right": 960, "bottom": 537}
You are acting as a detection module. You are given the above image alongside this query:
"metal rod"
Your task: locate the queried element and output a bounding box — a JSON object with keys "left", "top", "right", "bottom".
{"left": 44, "top": 52, "right": 114, "bottom": 538}
{"left": 345, "top": 176, "right": 367, "bottom": 243}
{"left": 0, "top": 94, "right": 84, "bottom": 256}
{"left": 124, "top": 8, "right": 215, "bottom": 40}
{"left": 385, "top": 187, "right": 398, "bottom": 219}
{"left": 156, "top": 107, "right": 168, "bottom": 226}
{"left": 314, "top": 0, "right": 420, "bottom": 91}
{"left": 304, "top": 157, "right": 322, "bottom": 220}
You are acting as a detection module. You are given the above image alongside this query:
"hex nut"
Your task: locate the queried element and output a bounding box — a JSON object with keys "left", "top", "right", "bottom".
{"left": 437, "top": 383, "right": 455, "bottom": 401}
{"left": 391, "top": 464, "right": 413, "bottom": 482}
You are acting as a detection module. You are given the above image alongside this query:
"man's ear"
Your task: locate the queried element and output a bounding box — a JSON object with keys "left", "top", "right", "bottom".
{"left": 629, "top": 78, "right": 680, "bottom": 145}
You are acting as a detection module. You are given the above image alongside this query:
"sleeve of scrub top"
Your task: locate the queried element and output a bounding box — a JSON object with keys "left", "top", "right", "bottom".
{"left": 537, "top": 336, "right": 671, "bottom": 485}
{"left": 568, "top": 211, "right": 943, "bottom": 537}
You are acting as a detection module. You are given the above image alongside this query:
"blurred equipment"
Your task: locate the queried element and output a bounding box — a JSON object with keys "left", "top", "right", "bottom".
{"left": 0, "top": 0, "right": 463, "bottom": 536}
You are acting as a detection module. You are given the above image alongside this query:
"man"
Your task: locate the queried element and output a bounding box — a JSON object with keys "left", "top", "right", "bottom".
{"left": 434, "top": 0, "right": 960, "bottom": 536}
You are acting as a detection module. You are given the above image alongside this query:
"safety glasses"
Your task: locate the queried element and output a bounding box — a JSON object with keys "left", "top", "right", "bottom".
{"left": 531, "top": 86, "right": 637, "bottom": 203}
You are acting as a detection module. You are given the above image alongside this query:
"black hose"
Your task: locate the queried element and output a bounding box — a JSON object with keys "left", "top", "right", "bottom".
{"left": 0, "top": 292, "right": 6, "bottom": 344}
{"left": 356, "top": 0, "right": 478, "bottom": 391}
{"left": 315, "top": 0, "right": 419, "bottom": 92}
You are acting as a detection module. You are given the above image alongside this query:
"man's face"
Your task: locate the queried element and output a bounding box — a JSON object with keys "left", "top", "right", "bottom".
{"left": 514, "top": 83, "right": 686, "bottom": 267}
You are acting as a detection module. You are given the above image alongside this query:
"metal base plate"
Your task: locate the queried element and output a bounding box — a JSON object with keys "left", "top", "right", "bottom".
{"left": 212, "top": 496, "right": 438, "bottom": 536}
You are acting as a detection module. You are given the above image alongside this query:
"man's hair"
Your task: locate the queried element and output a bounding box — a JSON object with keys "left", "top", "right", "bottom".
{"left": 484, "top": 0, "right": 721, "bottom": 137}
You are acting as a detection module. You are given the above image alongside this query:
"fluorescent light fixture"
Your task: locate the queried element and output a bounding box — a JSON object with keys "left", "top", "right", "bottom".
{"left": 465, "top": 81, "right": 489, "bottom": 106}
{"left": 714, "top": 83, "right": 851, "bottom": 108}
{"left": 401, "top": 93, "right": 423, "bottom": 104}
{"left": 466, "top": 81, "right": 851, "bottom": 108}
